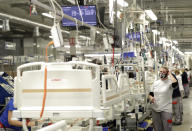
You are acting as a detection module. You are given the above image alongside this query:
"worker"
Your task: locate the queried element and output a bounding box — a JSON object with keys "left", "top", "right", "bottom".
{"left": 172, "top": 71, "right": 182, "bottom": 125}
{"left": 189, "top": 68, "right": 192, "bottom": 88}
{"left": 149, "top": 66, "right": 178, "bottom": 131}
{"left": 185, "top": 68, "right": 191, "bottom": 82}
{"left": 115, "top": 66, "right": 120, "bottom": 80}
{"left": 175, "top": 70, "right": 184, "bottom": 114}
{"left": 186, "top": 68, "right": 191, "bottom": 87}
{"left": 181, "top": 69, "right": 189, "bottom": 98}
{"left": 0, "top": 98, "right": 36, "bottom": 131}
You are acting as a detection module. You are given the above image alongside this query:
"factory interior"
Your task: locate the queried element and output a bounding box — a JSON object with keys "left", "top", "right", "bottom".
{"left": 0, "top": 0, "right": 192, "bottom": 131}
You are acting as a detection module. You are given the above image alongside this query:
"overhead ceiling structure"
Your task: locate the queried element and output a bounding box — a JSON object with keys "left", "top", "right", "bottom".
{"left": 0, "top": 0, "right": 105, "bottom": 53}
{"left": 0, "top": 0, "right": 130, "bottom": 54}
{"left": 0, "top": 0, "right": 192, "bottom": 53}
{"left": 0, "top": 0, "right": 74, "bottom": 38}
{"left": 144, "top": 0, "right": 192, "bottom": 52}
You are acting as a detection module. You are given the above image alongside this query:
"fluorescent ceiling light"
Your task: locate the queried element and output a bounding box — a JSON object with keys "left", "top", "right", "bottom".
{"left": 172, "top": 40, "right": 178, "bottom": 44}
{"left": 160, "top": 37, "right": 167, "bottom": 41}
{"left": 67, "top": 0, "right": 75, "bottom": 4}
{"left": 96, "top": 31, "right": 100, "bottom": 34}
{"left": 79, "top": 35, "right": 91, "bottom": 40}
{"left": 145, "top": 10, "right": 157, "bottom": 21}
{"left": 85, "top": 53, "right": 121, "bottom": 57}
{"left": 160, "top": 38, "right": 171, "bottom": 46}
{"left": 64, "top": 45, "right": 81, "bottom": 48}
{"left": 113, "top": 11, "right": 122, "bottom": 19}
{"left": 52, "top": 30, "right": 69, "bottom": 35}
{"left": 66, "top": 51, "right": 81, "bottom": 54}
{"left": 152, "top": 30, "right": 160, "bottom": 35}
{"left": 0, "top": 25, "right": 3, "bottom": 28}
{"left": 49, "top": 36, "right": 53, "bottom": 39}
{"left": 185, "top": 52, "right": 192, "bottom": 55}
{"left": 42, "top": 12, "right": 54, "bottom": 19}
{"left": 159, "top": 37, "right": 167, "bottom": 44}
{"left": 115, "top": 0, "right": 128, "bottom": 7}
{"left": 63, "top": 30, "right": 70, "bottom": 34}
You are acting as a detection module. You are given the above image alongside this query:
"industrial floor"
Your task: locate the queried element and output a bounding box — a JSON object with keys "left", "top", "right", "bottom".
{"left": 173, "top": 92, "right": 192, "bottom": 131}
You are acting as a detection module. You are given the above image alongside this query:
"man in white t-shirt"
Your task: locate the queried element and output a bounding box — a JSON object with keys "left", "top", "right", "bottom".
{"left": 149, "top": 66, "right": 178, "bottom": 131}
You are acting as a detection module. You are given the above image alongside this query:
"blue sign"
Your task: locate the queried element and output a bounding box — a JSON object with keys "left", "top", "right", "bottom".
{"left": 62, "top": 6, "right": 97, "bottom": 26}
{"left": 123, "top": 52, "right": 136, "bottom": 58}
{"left": 126, "top": 32, "right": 141, "bottom": 42}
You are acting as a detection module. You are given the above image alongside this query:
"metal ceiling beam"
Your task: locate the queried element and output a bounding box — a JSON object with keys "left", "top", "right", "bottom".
{"left": 0, "top": 12, "right": 70, "bottom": 34}
{"left": 176, "top": 39, "right": 192, "bottom": 42}
{"left": 152, "top": 24, "right": 192, "bottom": 28}
{"left": 154, "top": 9, "right": 192, "bottom": 13}
{"left": 144, "top": 1, "right": 192, "bottom": 6}
{"left": 179, "top": 45, "right": 192, "bottom": 49}
{"left": 173, "top": 16, "right": 192, "bottom": 18}
{"left": 144, "top": 1, "right": 192, "bottom": 11}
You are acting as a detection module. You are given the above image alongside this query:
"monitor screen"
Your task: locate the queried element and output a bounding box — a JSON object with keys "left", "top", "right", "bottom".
{"left": 122, "top": 52, "right": 136, "bottom": 58}
{"left": 62, "top": 5, "right": 97, "bottom": 26}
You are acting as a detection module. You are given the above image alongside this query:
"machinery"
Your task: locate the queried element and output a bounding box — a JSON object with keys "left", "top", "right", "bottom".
{"left": 14, "top": 61, "right": 102, "bottom": 119}
{"left": 12, "top": 61, "right": 150, "bottom": 131}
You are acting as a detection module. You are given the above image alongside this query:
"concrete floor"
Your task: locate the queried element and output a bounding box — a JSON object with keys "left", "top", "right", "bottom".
{"left": 173, "top": 94, "right": 192, "bottom": 131}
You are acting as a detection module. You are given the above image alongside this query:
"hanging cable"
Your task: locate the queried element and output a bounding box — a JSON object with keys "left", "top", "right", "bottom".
{"left": 45, "top": 41, "right": 54, "bottom": 62}
{"left": 40, "top": 41, "right": 54, "bottom": 118}
{"left": 40, "top": 0, "right": 61, "bottom": 118}
{"left": 112, "top": 46, "right": 115, "bottom": 67}
{"left": 40, "top": 65, "right": 47, "bottom": 118}
{"left": 75, "top": 0, "right": 84, "bottom": 26}
{"left": 40, "top": 1, "right": 63, "bottom": 117}
{"left": 29, "top": 5, "right": 32, "bottom": 16}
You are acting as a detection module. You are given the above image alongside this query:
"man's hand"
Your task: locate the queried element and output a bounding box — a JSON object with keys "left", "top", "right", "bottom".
{"left": 149, "top": 95, "right": 155, "bottom": 103}
{"left": 27, "top": 121, "right": 35, "bottom": 127}
{"left": 169, "top": 71, "right": 177, "bottom": 83}
{"left": 27, "top": 119, "right": 43, "bottom": 127}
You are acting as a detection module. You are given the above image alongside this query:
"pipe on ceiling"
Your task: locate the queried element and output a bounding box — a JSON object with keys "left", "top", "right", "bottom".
{"left": 0, "top": 12, "right": 69, "bottom": 34}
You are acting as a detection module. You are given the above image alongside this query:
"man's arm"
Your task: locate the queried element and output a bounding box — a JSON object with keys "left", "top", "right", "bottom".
{"left": 8, "top": 111, "right": 36, "bottom": 127}
{"left": 8, "top": 111, "right": 22, "bottom": 127}
{"left": 148, "top": 92, "right": 155, "bottom": 103}
{"left": 169, "top": 72, "right": 177, "bottom": 83}
{"left": 169, "top": 72, "right": 178, "bottom": 88}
